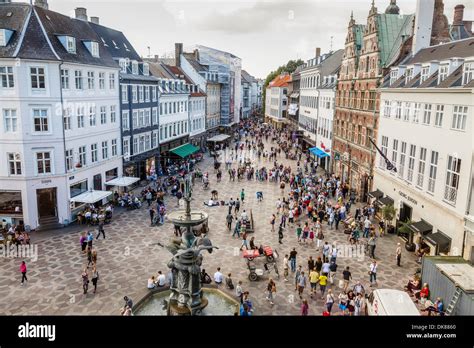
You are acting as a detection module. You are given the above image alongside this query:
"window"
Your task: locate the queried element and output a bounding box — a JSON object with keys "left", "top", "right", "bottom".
{"left": 428, "top": 151, "right": 438, "bottom": 193}
{"left": 412, "top": 103, "right": 420, "bottom": 123}
{"left": 111, "top": 139, "right": 117, "bottom": 156}
{"left": 65, "top": 149, "right": 73, "bottom": 171}
{"left": 139, "top": 135, "right": 145, "bottom": 153}
{"left": 91, "top": 143, "right": 98, "bottom": 163}
{"left": 98, "top": 72, "right": 105, "bottom": 89}
{"left": 7, "top": 153, "right": 21, "bottom": 175}
{"left": 63, "top": 107, "right": 71, "bottom": 130}
{"left": 145, "top": 86, "right": 150, "bottom": 102}
{"left": 420, "top": 66, "right": 430, "bottom": 83}
{"left": 144, "top": 109, "right": 151, "bottom": 126}
{"left": 152, "top": 108, "right": 158, "bottom": 125}
{"left": 395, "top": 101, "right": 402, "bottom": 120}
{"left": 132, "top": 61, "right": 139, "bottom": 75}
{"left": 132, "top": 85, "right": 138, "bottom": 103}
{"left": 30, "top": 67, "right": 45, "bottom": 89}
{"left": 380, "top": 136, "right": 388, "bottom": 168}
{"left": 405, "top": 68, "right": 413, "bottom": 84}
{"left": 383, "top": 100, "right": 391, "bottom": 118}
{"left": 75, "top": 70, "right": 83, "bottom": 90}
{"left": 152, "top": 86, "right": 157, "bottom": 101}
{"left": 416, "top": 147, "right": 427, "bottom": 188}
{"left": 61, "top": 69, "right": 69, "bottom": 89}
{"left": 145, "top": 134, "right": 150, "bottom": 151}
{"left": 138, "top": 85, "right": 144, "bottom": 102}
{"left": 143, "top": 63, "right": 149, "bottom": 76}
{"left": 0, "top": 66, "right": 14, "bottom": 88}
{"left": 78, "top": 146, "right": 86, "bottom": 166}
{"left": 36, "top": 152, "right": 51, "bottom": 174}
{"left": 399, "top": 141, "right": 406, "bottom": 179}
{"left": 119, "top": 59, "right": 127, "bottom": 73}
{"left": 151, "top": 132, "right": 158, "bottom": 148}
{"left": 109, "top": 73, "right": 116, "bottom": 90}
{"left": 390, "top": 70, "right": 398, "bottom": 85}
{"left": 110, "top": 105, "right": 116, "bottom": 123}
{"left": 444, "top": 155, "right": 461, "bottom": 204}
{"left": 123, "top": 139, "right": 129, "bottom": 156}
{"left": 3, "top": 109, "right": 17, "bottom": 132}
{"left": 87, "top": 71, "right": 95, "bottom": 89}
{"left": 451, "top": 105, "right": 467, "bottom": 130}
{"left": 422, "top": 104, "right": 432, "bottom": 125}
{"left": 121, "top": 85, "right": 128, "bottom": 105}
{"left": 438, "top": 65, "right": 448, "bottom": 84}
{"left": 138, "top": 110, "right": 145, "bottom": 127}
{"left": 101, "top": 141, "right": 108, "bottom": 159}
{"left": 403, "top": 102, "right": 410, "bottom": 121}
{"left": 33, "top": 109, "right": 48, "bottom": 132}
{"left": 435, "top": 105, "right": 444, "bottom": 127}
{"left": 77, "top": 107, "right": 85, "bottom": 128}
{"left": 100, "top": 106, "right": 107, "bottom": 124}
{"left": 122, "top": 110, "right": 130, "bottom": 130}
{"left": 133, "top": 137, "right": 138, "bottom": 154}
{"left": 89, "top": 106, "right": 96, "bottom": 126}
{"left": 462, "top": 62, "right": 474, "bottom": 85}
{"left": 392, "top": 139, "right": 398, "bottom": 167}
{"left": 407, "top": 145, "right": 416, "bottom": 182}
{"left": 91, "top": 42, "right": 100, "bottom": 58}
{"left": 132, "top": 111, "right": 138, "bottom": 128}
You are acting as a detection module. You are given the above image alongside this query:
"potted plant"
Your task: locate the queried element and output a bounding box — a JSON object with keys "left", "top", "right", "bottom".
{"left": 398, "top": 219, "right": 416, "bottom": 252}
{"left": 381, "top": 204, "right": 396, "bottom": 235}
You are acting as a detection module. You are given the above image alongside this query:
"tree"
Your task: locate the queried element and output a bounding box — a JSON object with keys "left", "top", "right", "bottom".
{"left": 381, "top": 204, "right": 396, "bottom": 235}
{"left": 262, "top": 59, "right": 304, "bottom": 115}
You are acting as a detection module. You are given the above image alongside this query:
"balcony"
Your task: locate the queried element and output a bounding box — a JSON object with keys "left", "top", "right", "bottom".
{"left": 407, "top": 169, "right": 414, "bottom": 182}
{"left": 416, "top": 174, "right": 424, "bottom": 188}
{"left": 427, "top": 178, "right": 435, "bottom": 193}
{"left": 443, "top": 185, "right": 458, "bottom": 204}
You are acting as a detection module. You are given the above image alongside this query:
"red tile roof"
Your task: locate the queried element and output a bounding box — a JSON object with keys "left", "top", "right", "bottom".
{"left": 269, "top": 74, "right": 291, "bottom": 87}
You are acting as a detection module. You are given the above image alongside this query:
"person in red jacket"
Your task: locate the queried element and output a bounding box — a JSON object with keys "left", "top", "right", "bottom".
{"left": 415, "top": 283, "right": 430, "bottom": 302}
{"left": 20, "top": 261, "right": 27, "bottom": 286}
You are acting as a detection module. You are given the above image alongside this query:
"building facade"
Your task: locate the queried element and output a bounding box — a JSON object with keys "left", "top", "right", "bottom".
{"left": 0, "top": 3, "right": 122, "bottom": 229}
{"left": 90, "top": 21, "right": 160, "bottom": 181}
{"left": 333, "top": 1, "right": 414, "bottom": 201}
{"left": 374, "top": 38, "right": 474, "bottom": 260}
{"left": 265, "top": 73, "right": 291, "bottom": 128}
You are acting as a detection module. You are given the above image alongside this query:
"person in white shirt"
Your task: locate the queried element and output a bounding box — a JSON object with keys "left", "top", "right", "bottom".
{"left": 241, "top": 210, "right": 248, "bottom": 221}
{"left": 147, "top": 276, "right": 156, "bottom": 289}
{"left": 156, "top": 271, "right": 166, "bottom": 287}
{"left": 214, "top": 267, "right": 223, "bottom": 285}
{"left": 369, "top": 260, "right": 378, "bottom": 286}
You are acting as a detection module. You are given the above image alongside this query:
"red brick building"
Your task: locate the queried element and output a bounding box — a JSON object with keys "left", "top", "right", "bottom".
{"left": 333, "top": 0, "right": 414, "bottom": 201}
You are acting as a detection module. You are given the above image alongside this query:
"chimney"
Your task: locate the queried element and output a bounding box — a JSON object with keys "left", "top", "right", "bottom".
{"left": 315, "top": 47, "right": 321, "bottom": 58}
{"left": 193, "top": 49, "right": 200, "bottom": 61}
{"left": 175, "top": 43, "right": 183, "bottom": 67}
{"left": 453, "top": 4, "right": 464, "bottom": 25}
{"left": 75, "top": 7, "right": 88, "bottom": 21}
{"left": 464, "top": 20, "right": 472, "bottom": 34}
{"left": 90, "top": 16, "right": 99, "bottom": 25}
{"left": 412, "top": 0, "right": 435, "bottom": 56}
{"left": 34, "top": 0, "right": 48, "bottom": 9}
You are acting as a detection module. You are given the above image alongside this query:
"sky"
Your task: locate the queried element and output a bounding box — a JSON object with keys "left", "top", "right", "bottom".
{"left": 39, "top": 0, "right": 474, "bottom": 79}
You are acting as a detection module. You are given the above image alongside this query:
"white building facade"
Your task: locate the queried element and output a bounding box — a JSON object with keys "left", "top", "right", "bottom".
{"left": 374, "top": 38, "right": 474, "bottom": 261}
{"left": 0, "top": 3, "right": 122, "bottom": 229}
{"left": 265, "top": 73, "right": 290, "bottom": 128}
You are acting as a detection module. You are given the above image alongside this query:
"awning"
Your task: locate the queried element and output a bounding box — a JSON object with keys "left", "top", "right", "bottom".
{"left": 408, "top": 220, "right": 433, "bottom": 235}
{"left": 424, "top": 231, "right": 451, "bottom": 254}
{"left": 309, "top": 147, "right": 330, "bottom": 158}
{"left": 207, "top": 134, "right": 230, "bottom": 142}
{"left": 170, "top": 143, "right": 200, "bottom": 158}
{"left": 70, "top": 190, "right": 112, "bottom": 204}
{"left": 105, "top": 176, "right": 140, "bottom": 187}
{"left": 368, "top": 189, "right": 384, "bottom": 199}
{"left": 376, "top": 196, "right": 394, "bottom": 207}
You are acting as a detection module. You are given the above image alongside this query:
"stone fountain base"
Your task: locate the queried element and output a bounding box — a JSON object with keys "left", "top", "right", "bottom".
{"left": 168, "top": 297, "right": 209, "bottom": 316}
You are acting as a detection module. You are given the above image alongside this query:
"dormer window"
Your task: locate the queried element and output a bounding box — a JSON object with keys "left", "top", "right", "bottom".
{"left": 123, "top": 43, "right": 130, "bottom": 51}
{"left": 0, "top": 29, "right": 14, "bottom": 47}
{"left": 390, "top": 69, "right": 398, "bottom": 85}
{"left": 420, "top": 66, "right": 430, "bottom": 84}
{"left": 438, "top": 65, "right": 449, "bottom": 84}
{"left": 143, "top": 63, "right": 149, "bottom": 76}
{"left": 83, "top": 41, "right": 100, "bottom": 58}
{"left": 57, "top": 35, "right": 76, "bottom": 54}
{"left": 405, "top": 67, "right": 413, "bottom": 84}
{"left": 101, "top": 37, "right": 108, "bottom": 47}
{"left": 462, "top": 61, "right": 474, "bottom": 85}
{"left": 119, "top": 58, "right": 127, "bottom": 73}
{"left": 112, "top": 40, "right": 119, "bottom": 49}
{"left": 131, "top": 61, "right": 139, "bottom": 75}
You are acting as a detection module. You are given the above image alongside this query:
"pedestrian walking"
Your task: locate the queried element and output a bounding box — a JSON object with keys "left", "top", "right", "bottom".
{"left": 149, "top": 206, "right": 155, "bottom": 226}
{"left": 80, "top": 232, "right": 87, "bottom": 253}
{"left": 266, "top": 278, "right": 276, "bottom": 305}
{"left": 240, "top": 232, "right": 248, "bottom": 251}
{"left": 235, "top": 198, "right": 241, "bottom": 216}
{"left": 232, "top": 220, "right": 241, "bottom": 238}
{"left": 270, "top": 214, "right": 276, "bottom": 232}
{"left": 87, "top": 231, "right": 93, "bottom": 249}
{"left": 309, "top": 267, "right": 319, "bottom": 298}
{"left": 369, "top": 260, "right": 378, "bottom": 286}
{"left": 86, "top": 246, "right": 93, "bottom": 267}
{"left": 368, "top": 234, "right": 377, "bottom": 259}
{"left": 296, "top": 224, "right": 302, "bottom": 242}
{"left": 325, "top": 289, "right": 335, "bottom": 313}
{"left": 342, "top": 266, "right": 352, "bottom": 293}
{"left": 20, "top": 261, "right": 27, "bottom": 286}
{"left": 318, "top": 272, "right": 328, "bottom": 299}
{"left": 226, "top": 212, "right": 234, "bottom": 231}
{"left": 283, "top": 254, "right": 289, "bottom": 281}
{"left": 301, "top": 299, "right": 309, "bottom": 316}
{"left": 82, "top": 268, "right": 89, "bottom": 294}
{"left": 338, "top": 291, "right": 349, "bottom": 315}
{"left": 240, "top": 189, "right": 245, "bottom": 204}
{"left": 278, "top": 224, "right": 284, "bottom": 244}
{"left": 91, "top": 266, "right": 99, "bottom": 294}
{"left": 289, "top": 248, "right": 297, "bottom": 272}
{"left": 96, "top": 221, "right": 105, "bottom": 240}
{"left": 297, "top": 271, "right": 306, "bottom": 299}
{"left": 396, "top": 243, "right": 402, "bottom": 266}
{"left": 294, "top": 265, "right": 302, "bottom": 291}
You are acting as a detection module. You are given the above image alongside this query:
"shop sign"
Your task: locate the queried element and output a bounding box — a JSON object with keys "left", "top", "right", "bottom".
{"left": 399, "top": 191, "right": 418, "bottom": 205}
{"left": 41, "top": 179, "right": 52, "bottom": 184}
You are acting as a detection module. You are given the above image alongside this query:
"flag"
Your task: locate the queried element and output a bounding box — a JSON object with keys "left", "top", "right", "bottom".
{"left": 369, "top": 137, "right": 397, "bottom": 173}
{"left": 320, "top": 142, "right": 326, "bottom": 150}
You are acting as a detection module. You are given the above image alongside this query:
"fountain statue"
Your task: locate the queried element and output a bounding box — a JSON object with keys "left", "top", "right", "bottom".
{"left": 165, "top": 174, "right": 214, "bottom": 315}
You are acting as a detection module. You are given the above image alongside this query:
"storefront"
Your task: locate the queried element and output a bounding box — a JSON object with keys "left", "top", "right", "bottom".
{"left": 0, "top": 190, "right": 24, "bottom": 231}
{"left": 159, "top": 136, "right": 189, "bottom": 170}
{"left": 309, "top": 147, "right": 331, "bottom": 172}
{"left": 124, "top": 154, "right": 157, "bottom": 181}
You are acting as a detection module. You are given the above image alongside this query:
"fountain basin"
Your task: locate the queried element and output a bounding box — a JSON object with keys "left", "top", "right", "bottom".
{"left": 134, "top": 286, "right": 240, "bottom": 316}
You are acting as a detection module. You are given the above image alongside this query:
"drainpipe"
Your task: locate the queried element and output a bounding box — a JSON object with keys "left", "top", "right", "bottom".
{"left": 156, "top": 82, "right": 160, "bottom": 176}
{"left": 58, "top": 61, "right": 67, "bottom": 223}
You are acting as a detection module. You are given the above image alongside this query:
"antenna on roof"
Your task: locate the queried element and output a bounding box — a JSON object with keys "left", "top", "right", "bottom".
{"left": 147, "top": 46, "right": 151, "bottom": 58}
{"left": 330, "top": 36, "right": 334, "bottom": 52}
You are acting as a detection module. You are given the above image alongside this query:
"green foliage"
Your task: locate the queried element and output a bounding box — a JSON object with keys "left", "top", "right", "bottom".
{"left": 262, "top": 59, "right": 304, "bottom": 114}
{"left": 381, "top": 204, "right": 396, "bottom": 222}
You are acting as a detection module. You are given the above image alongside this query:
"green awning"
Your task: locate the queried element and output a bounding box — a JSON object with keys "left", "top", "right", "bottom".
{"left": 170, "top": 143, "right": 199, "bottom": 158}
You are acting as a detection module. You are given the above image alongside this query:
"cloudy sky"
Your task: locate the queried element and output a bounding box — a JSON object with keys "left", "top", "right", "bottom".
{"left": 45, "top": 0, "right": 473, "bottom": 78}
